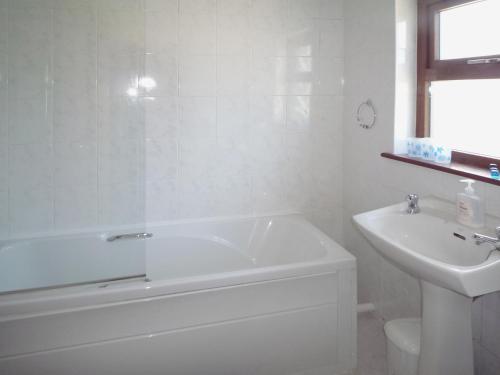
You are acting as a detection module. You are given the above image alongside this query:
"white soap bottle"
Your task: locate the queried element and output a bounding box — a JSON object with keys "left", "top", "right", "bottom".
{"left": 456, "top": 179, "right": 484, "bottom": 228}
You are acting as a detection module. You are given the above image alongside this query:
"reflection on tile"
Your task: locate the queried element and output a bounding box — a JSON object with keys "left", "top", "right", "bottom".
{"left": 287, "top": 18, "right": 319, "bottom": 57}
{"left": 98, "top": 52, "right": 142, "bottom": 98}
{"left": 145, "top": 52, "right": 178, "bottom": 97}
{"left": 286, "top": 95, "right": 311, "bottom": 132}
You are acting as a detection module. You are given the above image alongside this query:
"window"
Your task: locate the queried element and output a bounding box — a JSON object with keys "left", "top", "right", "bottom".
{"left": 417, "top": 0, "right": 500, "bottom": 164}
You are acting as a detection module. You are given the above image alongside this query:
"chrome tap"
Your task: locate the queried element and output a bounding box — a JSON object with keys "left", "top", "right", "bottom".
{"left": 406, "top": 194, "right": 420, "bottom": 214}
{"left": 106, "top": 232, "right": 153, "bottom": 242}
{"left": 473, "top": 227, "right": 500, "bottom": 250}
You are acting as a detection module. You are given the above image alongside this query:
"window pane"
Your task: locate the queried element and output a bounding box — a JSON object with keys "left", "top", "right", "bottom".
{"left": 439, "top": 0, "right": 500, "bottom": 60}
{"left": 430, "top": 79, "right": 500, "bottom": 158}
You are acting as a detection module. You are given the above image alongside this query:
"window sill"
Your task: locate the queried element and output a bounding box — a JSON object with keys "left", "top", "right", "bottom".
{"left": 381, "top": 152, "right": 500, "bottom": 187}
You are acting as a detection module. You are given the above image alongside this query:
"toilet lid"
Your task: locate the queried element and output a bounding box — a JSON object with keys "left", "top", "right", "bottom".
{"left": 384, "top": 318, "right": 421, "bottom": 355}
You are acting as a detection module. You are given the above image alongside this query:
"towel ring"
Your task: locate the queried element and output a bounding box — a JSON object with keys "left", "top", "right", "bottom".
{"left": 357, "top": 99, "right": 376, "bottom": 129}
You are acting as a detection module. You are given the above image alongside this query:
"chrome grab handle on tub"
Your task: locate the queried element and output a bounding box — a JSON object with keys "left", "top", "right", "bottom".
{"left": 106, "top": 233, "right": 153, "bottom": 242}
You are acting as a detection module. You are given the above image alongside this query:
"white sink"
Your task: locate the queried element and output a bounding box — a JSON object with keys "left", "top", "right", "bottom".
{"left": 353, "top": 197, "right": 500, "bottom": 375}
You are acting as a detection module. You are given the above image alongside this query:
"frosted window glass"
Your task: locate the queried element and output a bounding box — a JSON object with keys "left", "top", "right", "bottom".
{"left": 439, "top": 0, "right": 500, "bottom": 60}
{"left": 430, "top": 79, "right": 500, "bottom": 158}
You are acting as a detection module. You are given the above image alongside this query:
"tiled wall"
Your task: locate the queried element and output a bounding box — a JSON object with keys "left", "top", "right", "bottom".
{"left": 0, "top": 0, "right": 344, "bottom": 240}
{"left": 343, "top": 0, "right": 500, "bottom": 373}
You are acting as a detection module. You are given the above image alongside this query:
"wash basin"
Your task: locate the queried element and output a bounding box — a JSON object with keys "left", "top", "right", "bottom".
{"left": 353, "top": 196, "right": 500, "bottom": 375}
{"left": 353, "top": 197, "right": 500, "bottom": 297}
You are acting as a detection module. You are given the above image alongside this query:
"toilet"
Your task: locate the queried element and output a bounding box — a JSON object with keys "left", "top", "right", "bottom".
{"left": 384, "top": 318, "right": 421, "bottom": 375}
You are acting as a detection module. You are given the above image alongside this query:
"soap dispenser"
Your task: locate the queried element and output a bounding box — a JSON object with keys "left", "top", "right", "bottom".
{"left": 456, "top": 179, "right": 484, "bottom": 228}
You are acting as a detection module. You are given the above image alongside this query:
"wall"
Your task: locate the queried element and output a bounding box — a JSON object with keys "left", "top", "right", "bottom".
{"left": 0, "top": 0, "right": 344, "bottom": 241}
{"left": 343, "top": 0, "right": 500, "bottom": 373}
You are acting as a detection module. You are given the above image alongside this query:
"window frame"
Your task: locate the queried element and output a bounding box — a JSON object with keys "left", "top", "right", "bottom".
{"left": 416, "top": 0, "right": 500, "bottom": 166}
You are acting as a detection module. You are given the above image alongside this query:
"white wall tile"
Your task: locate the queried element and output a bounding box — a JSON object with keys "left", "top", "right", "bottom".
{"left": 144, "top": 97, "right": 178, "bottom": 139}
{"left": 54, "top": 185, "right": 98, "bottom": 230}
{"left": 9, "top": 187, "right": 53, "bottom": 236}
{"left": 8, "top": 97, "right": 51, "bottom": 145}
{"left": 318, "top": 19, "right": 344, "bottom": 57}
{"left": 178, "top": 96, "right": 216, "bottom": 140}
{"left": 0, "top": 190, "right": 7, "bottom": 239}
{"left": 99, "top": 183, "right": 145, "bottom": 226}
{"left": 2, "top": 0, "right": 345, "bottom": 251}
{"left": 250, "top": 57, "right": 287, "bottom": 95}
{"left": 99, "top": 96, "right": 145, "bottom": 141}
{"left": 0, "top": 89, "right": 6, "bottom": 144}
{"left": 249, "top": 95, "right": 286, "bottom": 131}
{"left": 0, "top": 144, "right": 6, "bottom": 192}
{"left": 54, "top": 142, "right": 97, "bottom": 187}
{"left": 179, "top": 55, "right": 216, "bottom": 96}
{"left": 99, "top": 138, "right": 145, "bottom": 186}
{"left": 145, "top": 0, "right": 178, "bottom": 11}
{"left": 217, "top": 55, "right": 250, "bottom": 96}
{"left": 145, "top": 136, "right": 178, "bottom": 183}
{"left": 145, "top": 179, "right": 178, "bottom": 222}
{"left": 9, "top": 143, "right": 52, "bottom": 191}
{"left": 145, "top": 9, "right": 178, "bottom": 54}
{"left": 216, "top": 0, "right": 250, "bottom": 56}
{"left": 217, "top": 96, "right": 250, "bottom": 142}
{"left": 179, "top": 0, "right": 216, "bottom": 55}
{"left": 8, "top": 7, "right": 50, "bottom": 99}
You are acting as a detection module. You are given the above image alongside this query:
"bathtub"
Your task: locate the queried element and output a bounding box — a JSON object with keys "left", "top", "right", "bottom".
{"left": 0, "top": 214, "right": 356, "bottom": 375}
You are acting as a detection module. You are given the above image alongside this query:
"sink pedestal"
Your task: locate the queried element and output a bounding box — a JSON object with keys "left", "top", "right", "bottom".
{"left": 419, "top": 281, "right": 473, "bottom": 375}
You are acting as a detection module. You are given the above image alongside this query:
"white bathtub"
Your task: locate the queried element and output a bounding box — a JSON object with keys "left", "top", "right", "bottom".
{"left": 0, "top": 214, "right": 356, "bottom": 375}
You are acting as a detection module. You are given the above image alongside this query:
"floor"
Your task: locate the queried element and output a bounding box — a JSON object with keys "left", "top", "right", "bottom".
{"left": 355, "top": 312, "right": 388, "bottom": 375}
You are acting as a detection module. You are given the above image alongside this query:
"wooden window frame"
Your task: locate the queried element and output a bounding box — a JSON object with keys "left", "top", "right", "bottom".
{"left": 416, "top": 0, "right": 500, "bottom": 168}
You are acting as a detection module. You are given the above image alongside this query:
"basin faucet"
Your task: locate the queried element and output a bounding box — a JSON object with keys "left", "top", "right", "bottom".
{"left": 473, "top": 227, "right": 500, "bottom": 250}
{"left": 406, "top": 194, "right": 420, "bottom": 214}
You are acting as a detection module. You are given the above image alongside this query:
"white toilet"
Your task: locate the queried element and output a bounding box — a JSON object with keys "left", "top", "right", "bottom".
{"left": 384, "top": 318, "right": 421, "bottom": 375}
